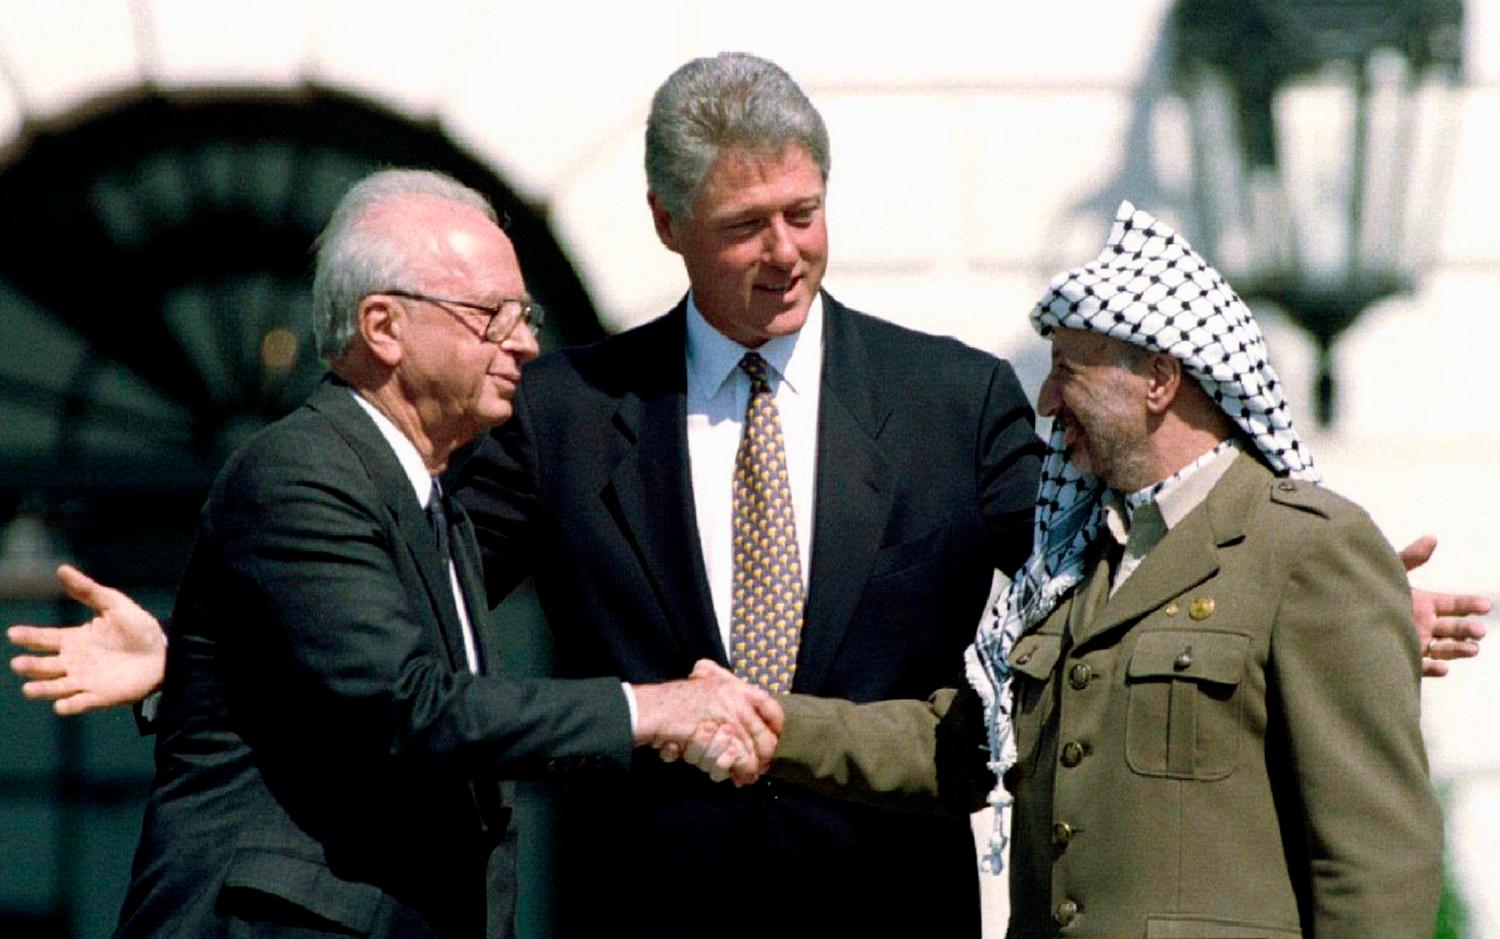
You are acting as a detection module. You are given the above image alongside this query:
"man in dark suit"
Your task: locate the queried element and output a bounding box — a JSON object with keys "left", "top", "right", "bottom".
{"left": 108, "top": 169, "right": 777, "bottom": 939}
{"left": 449, "top": 52, "right": 1042, "bottom": 937}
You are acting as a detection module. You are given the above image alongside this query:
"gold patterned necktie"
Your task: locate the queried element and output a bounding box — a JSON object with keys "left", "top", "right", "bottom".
{"left": 729, "top": 351, "right": 804, "bottom": 693}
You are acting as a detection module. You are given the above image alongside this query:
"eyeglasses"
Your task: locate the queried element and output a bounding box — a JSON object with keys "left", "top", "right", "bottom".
{"left": 378, "top": 289, "right": 544, "bottom": 342}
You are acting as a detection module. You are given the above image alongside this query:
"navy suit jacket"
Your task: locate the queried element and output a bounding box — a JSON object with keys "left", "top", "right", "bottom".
{"left": 116, "top": 377, "right": 632, "bottom": 939}
{"left": 455, "top": 294, "right": 1042, "bottom": 937}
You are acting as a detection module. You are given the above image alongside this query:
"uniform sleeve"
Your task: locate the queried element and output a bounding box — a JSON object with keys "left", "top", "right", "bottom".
{"left": 769, "top": 685, "right": 994, "bottom": 816}
{"left": 1270, "top": 506, "right": 1442, "bottom": 939}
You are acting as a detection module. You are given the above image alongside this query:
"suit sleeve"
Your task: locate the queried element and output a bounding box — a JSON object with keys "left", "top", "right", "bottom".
{"left": 1270, "top": 505, "right": 1442, "bottom": 939}
{"left": 769, "top": 684, "right": 994, "bottom": 816}
{"left": 202, "top": 432, "right": 632, "bottom": 781}
{"left": 975, "top": 359, "right": 1044, "bottom": 577}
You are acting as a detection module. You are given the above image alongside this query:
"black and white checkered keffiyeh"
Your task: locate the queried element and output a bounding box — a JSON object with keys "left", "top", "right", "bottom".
{"left": 965, "top": 201, "right": 1320, "bottom": 872}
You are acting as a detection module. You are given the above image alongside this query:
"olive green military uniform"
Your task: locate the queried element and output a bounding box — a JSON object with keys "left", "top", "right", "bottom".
{"left": 771, "top": 454, "right": 1442, "bottom": 938}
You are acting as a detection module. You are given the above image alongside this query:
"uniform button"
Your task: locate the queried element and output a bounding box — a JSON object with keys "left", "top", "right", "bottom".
{"left": 1053, "top": 821, "right": 1073, "bottom": 845}
{"left": 1068, "top": 663, "right": 1092, "bottom": 689}
{"left": 1054, "top": 898, "right": 1079, "bottom": 926}
{"left": 1060, "top": 741, "right": 1084, "bottom": 767}
{"left": 1174, "top": 651, "right": 1193, "bottom": 670}
{"left": 1016, "top": 652, "right": 1032, "bottom": 665}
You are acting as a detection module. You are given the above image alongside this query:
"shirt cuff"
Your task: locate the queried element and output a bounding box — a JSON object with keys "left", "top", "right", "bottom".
{"left": 620, "top": 682, "right": 638, "bottom": 737}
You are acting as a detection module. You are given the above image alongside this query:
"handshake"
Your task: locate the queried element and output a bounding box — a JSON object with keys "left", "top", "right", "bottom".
{"left": 632, "top": 660, "right": 785, "bottom": 786}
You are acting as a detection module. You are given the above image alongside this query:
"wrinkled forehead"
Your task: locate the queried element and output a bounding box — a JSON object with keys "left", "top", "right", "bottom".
{"left": 379, "top": 196, "right": 519, "bottom": 289}
{"left": 1049, "top": 326, "right": 1139, "bottom": 365}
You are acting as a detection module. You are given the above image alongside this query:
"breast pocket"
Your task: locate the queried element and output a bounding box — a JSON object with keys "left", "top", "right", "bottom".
{"left": 865, "top": 521, "right": 949, "bottom": 583}
{"left": 1125, "top": 630, "right": 1248, "bottom": 780}
{"left": 1007, "top": 633, "right": 1063, "bottom": 766}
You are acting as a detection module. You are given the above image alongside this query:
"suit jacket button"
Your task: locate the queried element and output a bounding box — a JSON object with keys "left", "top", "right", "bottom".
{"left": 1054, "top": 899, "right": 1079, "bottom": 926}
{"left": 1052, "top": 821, "right": 1073, "bottom": 846}
{"left": 1068, "top": 663, "right": 1092, "bottom": 689}
{"left": 1060, "top": 742, "right": 1084, "bottom": 767}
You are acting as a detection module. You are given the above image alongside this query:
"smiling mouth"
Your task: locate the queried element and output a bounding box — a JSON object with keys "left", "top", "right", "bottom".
{"left": 753, "top": 274, "right": 799, "bottom": 294}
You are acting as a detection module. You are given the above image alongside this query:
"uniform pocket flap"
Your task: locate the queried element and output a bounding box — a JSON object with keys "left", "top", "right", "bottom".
{"left": 1127, "top": 631, "right": 1247, "bottom": 685}
{"left": 1007, "top": 633, "right": 1063, "bottom": 680}
{"left": 221, "top": 846, "right": 382, "bottom": 935}
{"left": 1146, "top": 914, "right": 1299, "bottom": 938}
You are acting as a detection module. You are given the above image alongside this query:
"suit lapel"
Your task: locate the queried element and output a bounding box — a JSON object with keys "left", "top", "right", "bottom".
{"left": 604, "top": 306, "right": 725, "bottom": 664}
{"left": 1070, "top": 453, "right": 1261, "bottom": 648}
{"left": 794, "top": 297, "right": 894, "bottom": 693}
{"left": 308, "top": 376, "right": 471, "bottom": 673}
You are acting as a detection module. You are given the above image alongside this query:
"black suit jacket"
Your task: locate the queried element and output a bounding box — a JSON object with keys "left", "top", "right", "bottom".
{"left": 456, "top": 294, "right": 1042, "bottom": 937}
{"left": 116, "top": 378, "right": 632, "bottom": 939}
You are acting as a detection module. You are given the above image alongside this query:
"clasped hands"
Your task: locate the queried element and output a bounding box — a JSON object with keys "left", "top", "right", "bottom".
{"left": 632, "top": 660, "right": 784, "bottom": 787}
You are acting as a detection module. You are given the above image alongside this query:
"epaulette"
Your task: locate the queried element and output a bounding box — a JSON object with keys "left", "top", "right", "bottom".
{"left": 1267, "top": 478, "right": 1333, "bottom": 520}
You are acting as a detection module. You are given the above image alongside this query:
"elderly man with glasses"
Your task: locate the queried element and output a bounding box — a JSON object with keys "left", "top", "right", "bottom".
{"left": 86, "top": 168, "right": 779, "bottom": 939}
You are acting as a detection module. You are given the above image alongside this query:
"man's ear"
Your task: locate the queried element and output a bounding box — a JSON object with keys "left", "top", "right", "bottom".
{"left": 1143, "top": 352, "right": 1182, "bottom": 415}
{"left": 358, "top": 295, "right": 405, "bottom": 368}
{"left": 648, "top": 192, "right": 683, "bottom": 254}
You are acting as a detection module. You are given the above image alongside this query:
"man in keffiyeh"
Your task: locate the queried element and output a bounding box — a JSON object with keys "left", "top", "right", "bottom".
{"left": 741, "top": 202, "right": 1444, "bottom": 938}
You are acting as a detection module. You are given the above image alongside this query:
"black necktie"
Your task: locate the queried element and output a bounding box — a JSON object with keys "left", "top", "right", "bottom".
{"left": 427, "top": 479, "right": 451, "bottom": 565}
{"left": 427, "top": 480, "right": 485, "bottom": 674}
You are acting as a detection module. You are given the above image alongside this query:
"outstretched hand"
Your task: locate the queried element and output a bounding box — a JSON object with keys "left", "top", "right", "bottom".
{"left": 634, "top": 659, "right": 784, "bottom": 786}
{"left": 8, "top": 564, "right": 168, "bottom": 715}
{"left": 1400, "top": 536, "right": 1489, "bottom": 678}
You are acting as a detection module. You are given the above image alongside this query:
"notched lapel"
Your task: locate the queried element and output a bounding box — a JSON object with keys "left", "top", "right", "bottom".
{"left": 605, "top": 387, "right": 725, "bottom": 665}
{"left": 394, "top": 499, "right": 473, "bottom": 672}
{"left": 310, "top": 377, "right": 472, "bottom": 673}
{"left": 1070, "top": 454, "right": 1263, "bottom": 648}
{"left": 795, "top": 303, "right": 895, "bottom": 693}
{"left": 1074, "top": 507, "right": 1220, "bottom": 647}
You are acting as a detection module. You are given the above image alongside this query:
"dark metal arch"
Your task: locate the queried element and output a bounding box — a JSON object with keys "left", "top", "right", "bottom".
{"left": 0, "top": 84, "right": 604, "bottom": 454}
{"left": 0, "top": 84, "right": 605, "bottom": 584}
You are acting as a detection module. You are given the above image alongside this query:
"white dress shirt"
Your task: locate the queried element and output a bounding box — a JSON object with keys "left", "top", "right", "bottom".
{"left": 685, "top": 293, "right": 824, "bottom": 658}
{"left": 350, "top": 392, "right": 639, "bottom": 728}
{"left": 350, "top": 391, "right": 483, "bottom": 673}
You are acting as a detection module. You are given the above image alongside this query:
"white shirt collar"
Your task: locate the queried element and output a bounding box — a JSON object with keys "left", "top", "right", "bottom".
{"left": 348, "top": 390, "right": 435, "bottom": 507}
{"left": 1137, "top": 438, "right": 1243, "bottom": 531}
{"left": 685, "top": 291, "right": 824, "bottom": 398}
{"left": 1104, "top": 439, "right": 1243, "bottom": 544}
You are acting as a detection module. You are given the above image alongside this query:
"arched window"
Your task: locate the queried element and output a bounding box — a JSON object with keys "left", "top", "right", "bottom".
{"left": 0, "top": 86, "right": 597, "bottom": 937}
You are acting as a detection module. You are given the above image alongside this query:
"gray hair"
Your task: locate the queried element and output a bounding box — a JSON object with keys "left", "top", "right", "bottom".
{"left": 311, "top": 168, "right": 497, "bottom": 362}
{"left": 645, "top": 52, "right": 830, "bottom": 221}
